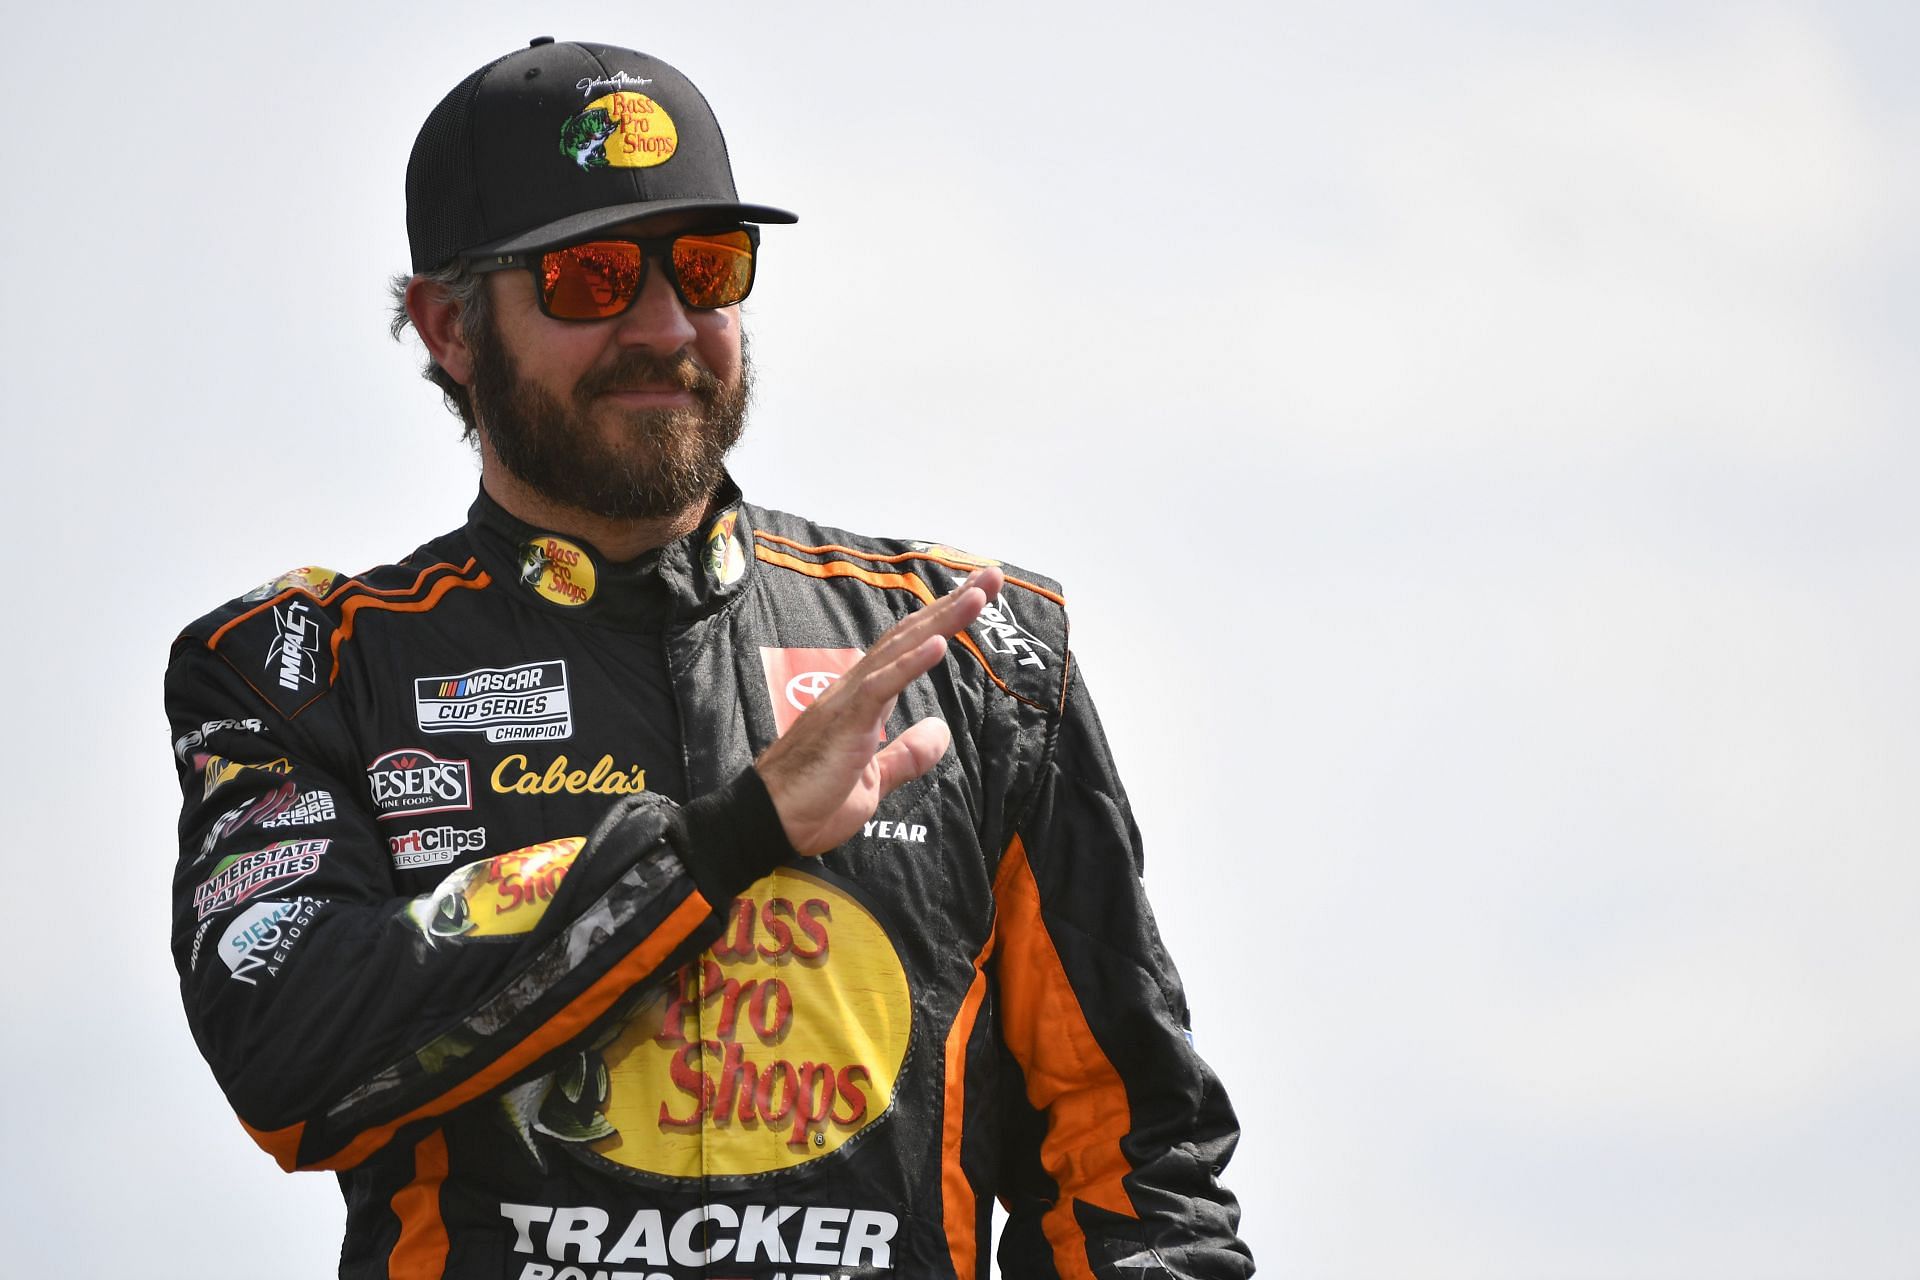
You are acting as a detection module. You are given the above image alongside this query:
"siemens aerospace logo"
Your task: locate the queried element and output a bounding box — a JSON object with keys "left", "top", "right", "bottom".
{"left": 416, "top": 660, "right": 573, "bottom": 742}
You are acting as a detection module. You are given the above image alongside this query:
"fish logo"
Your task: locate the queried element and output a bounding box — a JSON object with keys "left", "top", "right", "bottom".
{"left": 705, "top": 510, "right": 745, "bottom": 586}
{"left": 559, "top": 92, "right": 678, "bottom": 171}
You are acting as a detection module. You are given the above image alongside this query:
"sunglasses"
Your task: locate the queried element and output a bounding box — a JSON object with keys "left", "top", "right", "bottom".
{"left": 467, "top": 226, "right": 759, "bottom": 320}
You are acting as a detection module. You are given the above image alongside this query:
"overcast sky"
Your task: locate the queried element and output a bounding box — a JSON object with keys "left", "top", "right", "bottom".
{"left": 3, "top": 2, "right": 1917, "bottom": 1277}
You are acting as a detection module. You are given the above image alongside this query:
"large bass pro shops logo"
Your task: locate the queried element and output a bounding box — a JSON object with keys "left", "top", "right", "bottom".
{"left": 570, "top": 868, "right": 913, "bottom": 1180}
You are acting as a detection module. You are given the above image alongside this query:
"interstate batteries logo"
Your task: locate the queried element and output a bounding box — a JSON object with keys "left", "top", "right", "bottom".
{"left": 565, "top": 867, "right": 912, "bottom": 1180}
{"left": 415, "top": 660, "right": 572, "bottom": 742}
{"left": 193, "top": 839, "right": 329, "bottom": 920}
{"left": 367, "top": 749, "right": 472, "bottom": 821}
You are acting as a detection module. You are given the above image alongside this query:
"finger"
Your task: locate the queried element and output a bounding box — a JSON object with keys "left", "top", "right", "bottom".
{"left": 864, "top": 571, "right": 995, "bottom": 668}
{"left": 871, "top": 716, "right": 954, "bottom": 794}
{"left": 843, "top": 634, "right": 948, "bottom": 719}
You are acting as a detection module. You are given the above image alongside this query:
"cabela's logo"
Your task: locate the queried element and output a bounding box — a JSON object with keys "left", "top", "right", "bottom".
{"left": 514, "top": 867, "right": 913, "bottom": 1180}
{"left": 490, "top": 753, "right": 646, "bottom": 796}
{"left": 559, "top": 91, "right": 678, "bottom": 171}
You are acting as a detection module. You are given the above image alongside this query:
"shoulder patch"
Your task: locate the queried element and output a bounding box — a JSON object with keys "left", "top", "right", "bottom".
{"left": 241, "top": 565, "right": 343, "bottom": 602}
{"left": 216, "top": 594, "right": 338, "bottom": 719}
{"left": 182, "top": 555, "right": 490, "bottom": 721}
{"left": 748, "top": 514, "right": 1070, "bottom": 714}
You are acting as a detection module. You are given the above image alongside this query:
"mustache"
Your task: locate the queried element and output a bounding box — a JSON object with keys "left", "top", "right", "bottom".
{"left": 574, "top": 350, "right": 722, "bottom": 403}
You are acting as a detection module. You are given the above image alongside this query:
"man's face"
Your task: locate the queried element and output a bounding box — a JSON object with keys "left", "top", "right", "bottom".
{"left": 467, "top": 219, "right": 751, "bottom": 521}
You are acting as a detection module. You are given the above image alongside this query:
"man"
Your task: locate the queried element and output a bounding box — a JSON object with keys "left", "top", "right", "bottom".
{"left": 166, "top": 38, "right": 1251, "bottom": 1280}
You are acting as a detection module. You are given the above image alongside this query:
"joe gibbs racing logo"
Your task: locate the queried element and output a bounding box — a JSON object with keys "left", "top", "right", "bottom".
{"left": 578, "top": 867, "right": 912, "bottom": 1179}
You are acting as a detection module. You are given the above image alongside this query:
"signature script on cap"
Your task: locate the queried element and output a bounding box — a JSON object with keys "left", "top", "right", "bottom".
{"left": 577, "top": 71, "right": 654, "bottom": 99}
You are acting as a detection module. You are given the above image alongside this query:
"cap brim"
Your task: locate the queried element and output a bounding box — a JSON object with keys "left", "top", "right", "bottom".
{"left": 469, "top": 200, "right": 798, "bottom": 259}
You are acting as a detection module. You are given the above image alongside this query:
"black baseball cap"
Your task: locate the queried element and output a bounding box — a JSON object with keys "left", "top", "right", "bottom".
{"left": 407, "top": 38, "right": 797, "bottom": 274}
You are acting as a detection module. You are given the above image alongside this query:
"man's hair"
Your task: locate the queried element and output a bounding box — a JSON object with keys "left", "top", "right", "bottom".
{"left": 388, "top": 265, "right": 492, "bottom": 440}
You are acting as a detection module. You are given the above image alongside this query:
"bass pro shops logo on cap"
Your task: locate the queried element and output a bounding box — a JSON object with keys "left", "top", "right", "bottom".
{"left": 560, "top": 91, "right": 678, "bottom": 171}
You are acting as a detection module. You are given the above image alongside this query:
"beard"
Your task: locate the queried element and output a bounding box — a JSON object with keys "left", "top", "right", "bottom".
{"left": 468, "top": 317, "right": 751, "bottom": 521}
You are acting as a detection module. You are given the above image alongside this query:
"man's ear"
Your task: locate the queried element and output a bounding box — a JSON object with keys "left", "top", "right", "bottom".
{"left": 405, "top": 276, "right": 478, "bottom": 385}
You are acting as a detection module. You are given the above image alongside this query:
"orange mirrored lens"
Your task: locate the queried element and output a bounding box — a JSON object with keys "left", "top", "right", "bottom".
{"left": 538, "top": 232, "right": 754, "bottom": 318}
{"left": 541, "top": 242, "right": 644, "bottom": 319}
{"left": 671, "top": 231, "right": 754, "bottom": 308}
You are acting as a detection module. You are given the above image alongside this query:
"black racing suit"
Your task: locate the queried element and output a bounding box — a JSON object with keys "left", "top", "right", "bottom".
{"left": 165, "top": 481, "right": 1252, "bottom": 1280}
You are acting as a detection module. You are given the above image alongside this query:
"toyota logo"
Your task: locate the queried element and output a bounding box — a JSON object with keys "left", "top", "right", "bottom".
{"left": 784, "top": 670, "right": 840, "bottom": 711}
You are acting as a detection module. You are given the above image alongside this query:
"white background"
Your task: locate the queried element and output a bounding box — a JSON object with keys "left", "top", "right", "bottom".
{"left": 3, "top": 2, "right": 1917, "bottom": 1277}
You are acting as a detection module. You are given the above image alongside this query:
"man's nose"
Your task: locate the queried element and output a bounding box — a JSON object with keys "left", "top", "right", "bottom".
{"left": 611, "top": 255, "right": 698, "bottom": 352}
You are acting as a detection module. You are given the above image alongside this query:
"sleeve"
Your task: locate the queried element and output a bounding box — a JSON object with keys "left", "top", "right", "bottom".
{"left": 165, "top": 637, "right": 791, "bottom": 1174}
{"left": 990, "top": 663, "right": 1254, "bottom": 1280}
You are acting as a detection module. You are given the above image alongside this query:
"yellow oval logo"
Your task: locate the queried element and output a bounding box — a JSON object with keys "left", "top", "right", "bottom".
{"left": 405, "top": 838, "right": 583, "bottom": 940}
{"left": 704, "top": 510, "right": 745, "bottom": 586}
{"left": 561, "top": 92, "right": 679, "bottom": 171}
{"left": 519, "top": 536, "right": 596, "bottom": 607}
{"left": 584, "top": 867, "right": 911, "bottom": 1178}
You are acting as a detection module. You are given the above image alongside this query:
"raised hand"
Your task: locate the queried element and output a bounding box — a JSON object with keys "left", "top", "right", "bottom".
{"left": 755, "top": 567, "right": 1004, "bottom": 855}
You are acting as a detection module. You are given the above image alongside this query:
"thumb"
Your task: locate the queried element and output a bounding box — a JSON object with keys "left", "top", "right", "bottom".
{"left": 871, "top": 717, "right": 954, "bottom": 795}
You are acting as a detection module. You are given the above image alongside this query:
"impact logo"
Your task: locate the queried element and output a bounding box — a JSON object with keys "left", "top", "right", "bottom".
{"left": 974, "top": 593, "right": 1051, "bottom": 671}
{"left": 194, "top": 839, "right": 329, "bottom": 920}
{"left": 559, "top": 91, "right": 678, "bottom": 171}
{"left": 219, "top": 897, "right": 321, "bottom": 985}
{"left": 531, "top": 867, "right": 912, "bottom": 1182}
{"left": 266, "top": 598, "right": 323, "bottom": 692}
{"left": 520, "top": 536, "right": 596, "bottom": 607}
{"left": 367, "top": 748, "right": 472, "bottom": 821}
{"left": 416, "top": 661, "right": 573, "bottom": 742}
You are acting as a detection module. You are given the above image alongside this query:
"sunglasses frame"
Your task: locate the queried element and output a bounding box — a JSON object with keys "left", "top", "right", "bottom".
{"left": 465, "top": 224, "right": 760, "bottom": 319}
